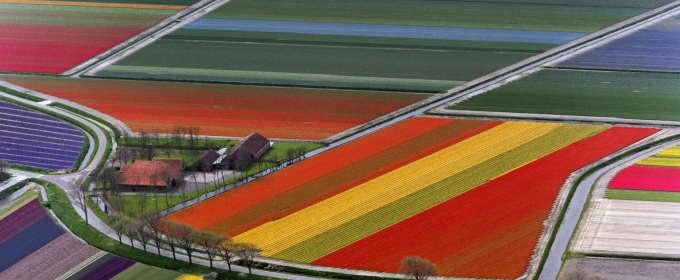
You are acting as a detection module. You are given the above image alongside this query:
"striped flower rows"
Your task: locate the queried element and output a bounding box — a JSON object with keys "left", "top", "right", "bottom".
{"left": 168, "top": 117, "right": 658, "bottom": 278}
{"left": 610, "top": 145, "right": 680, "bottom": 193}
{"left": 0, "top": 194, "right": 201, "bottom": 279}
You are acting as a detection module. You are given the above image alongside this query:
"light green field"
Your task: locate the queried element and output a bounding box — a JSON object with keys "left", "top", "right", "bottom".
{"left": 606, "top": 189, "right": 680, "bottom": 203}
{"left": 448, "top": 69, "right": 680, "bottom": 121}
{"left": 111, "top": 263, "right": 183, "bottom": 280}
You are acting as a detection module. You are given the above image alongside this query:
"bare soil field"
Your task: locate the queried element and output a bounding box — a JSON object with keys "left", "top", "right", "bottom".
{"left": 560, "top": 257, "right": 680, "bottom": 280}
{"left": 574, "top": 199, "right": 680, "bottom": 257}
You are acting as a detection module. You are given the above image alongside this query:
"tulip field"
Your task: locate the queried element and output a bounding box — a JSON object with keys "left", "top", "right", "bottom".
{"left": 92, "top": 0, "right": 671, "bottom": 91}
{"left": 0, "top": 75, "right": 429, "bottom": 140}
{"left": 607, "top": 145, "right": 680, "bottom": 201}
{"left": 0, "top": 0, "right": 191, "bottom": 74}
{"left": 0, "top": 193, "right": 201, "bottom": 280}
{"left": 167, "top": 116, "right": 658, "bottom": 278}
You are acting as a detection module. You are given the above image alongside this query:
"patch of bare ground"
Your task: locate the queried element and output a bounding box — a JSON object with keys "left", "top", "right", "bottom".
{"left": 559, "top": 257, "right": 680, "bottom": 280}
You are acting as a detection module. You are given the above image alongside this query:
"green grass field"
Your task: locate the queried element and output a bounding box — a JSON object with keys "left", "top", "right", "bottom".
{"left": 448, "top": 69, "right": 680, "bottom": 121}
{"left": 204, "top": 0, "right": 655, "bottom": 32}
{"left": 606, "top": 189, "right": 680, "bottom": 203}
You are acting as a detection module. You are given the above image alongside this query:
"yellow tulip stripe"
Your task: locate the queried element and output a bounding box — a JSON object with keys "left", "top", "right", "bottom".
{"left": 234, "top": 122, "right": 604, "bottom": 259}
{"left": 272, "top": 124, "right": 606, "bottom": 262}
{"left": 175, "top": 275, "right": 204, "bottom": 280}
{"left": 658, "top": 146, "right": 680, "bottom": 157}
{"left": 638, "top": 146, "right": 680, "bottom": 167}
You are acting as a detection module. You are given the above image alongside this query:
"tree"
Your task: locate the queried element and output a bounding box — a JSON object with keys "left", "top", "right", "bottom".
{"left": 187, "top": 126, "right": 200, "bottom": 152}
{"left": 0, "top": 159, "right": 8, "bottom": 181}
{"left": 145, "top": 211, "right": 166, "bottom": 256}
{"left": 236, "top": 243, "right": 261, "bottom": 275}
{"left": 163, "top": 220, "right": 181, "bottom": 260}
{"left": 135, "top": 218, "right": 152, "bottom": 253}
{"left": 109, "top": 213, "right": 125, "bottom": 244}
{"left": 70, "top": 181, "right": 90, "bottom": 225}
{"left": 398, "top": 256, "right": 438, "bottom": 280}
{"left": 172, "top": 126, "right": 186, "bottom": 152}
{"left": 120, "top": 216, "right": 139, "bottom": 247}
{"left": 195, "top": 230, "right": 227, "bottom": 268}
{"left": 170, "top": 222, "right": 199, "bottom": 264}
{"left": 218, "top": 238, "right": 237, "bottom": 271}
{"left": 139, "top": 144, "right": 156, "bottom": 161}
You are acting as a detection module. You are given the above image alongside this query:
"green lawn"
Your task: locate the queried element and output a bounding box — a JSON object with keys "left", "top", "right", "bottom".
{"left": 448, "top": 69, "right": 680, "bottom": 121}
{"left": 606, "top": 189, "right": 680, "bottom": 203}
{"left": 139, "top": 153, "right": 202, "bottom": 165}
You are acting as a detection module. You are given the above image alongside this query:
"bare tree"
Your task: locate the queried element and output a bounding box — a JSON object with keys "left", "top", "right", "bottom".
{"left": 152, "top": 128, "right": 161, "bottom": 147}
{"left": 135, "top": 218, "right": 152, "bottom": 253}
{"left": 120, "top": 130, "right": 131, "bottom": 147}
{"left": 190, "top": 166, "right": 201, "bottom": 200}
{"left": 164, "top": 220, "right": 181, "bottom": 260}
{"left": 171, "top": 222, "right": 199, "bottom": 264}
{"left": 399, "top": 256, "right": 438, "bottom": 280}
{"left": 120, "top": 216, "right": 139, "bottom": 247}
{"left": 187, "top": 126, "right": 200, "bottom": 152}
{"left": 109, "top": 213, "right": 125, "bottom": 244}
{"left": 0, "top": 159, "right": 8, "bottom": 181}
{"left": 172, "top": 126, "right": 186, "bottom": 153}
{"left": 139, "top": 128, "right": 149, "bottom": 147}
{"left": 236, "top": 243, "right": 262, "bottom": 275}
{"left": 138, "top": 194, "right": 148, "bottom": 218}
{"left": 139, "top": 144, "right": 156, "bottom": 161}
{"left": 195, "top": 230, "right": 227, "bottom": 268}
{"left": 72, "top": 183, "right": 90, "bottom": 225}
{"left": 145, "top": 211, "right": 165, "bottom": 256}
{"left": 218, "top": 237, "right": 237, "bottom": 271}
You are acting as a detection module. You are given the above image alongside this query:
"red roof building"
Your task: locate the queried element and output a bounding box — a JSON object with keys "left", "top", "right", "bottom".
{"left": 118, "top": 158, "right": 186, "bottom": 191}
{"left": 225, "top": 132, "right": 270, "bottom": 170}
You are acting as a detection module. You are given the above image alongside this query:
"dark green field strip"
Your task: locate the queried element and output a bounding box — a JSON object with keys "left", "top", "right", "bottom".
{"left": 606, "top": 189, "right": 680, "bottom": 203}
{"left": 109, "top": 39, "right": 533, "bottom": 82}
{"left": 449, "top": 69, "right": 680, "bottom": 122}
{"left": 205, "top": 0, "right": 655, "bottom": 32}
{"left": 165, "top": 30, "right": 552, "bottom": 53}
{"left": 51, "top": 0, "right": 198, "bottom": 5}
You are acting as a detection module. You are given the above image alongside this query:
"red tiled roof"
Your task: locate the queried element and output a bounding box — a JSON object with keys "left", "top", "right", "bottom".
{"left": 118, "top": 158, "right": 185, "bottom": 187}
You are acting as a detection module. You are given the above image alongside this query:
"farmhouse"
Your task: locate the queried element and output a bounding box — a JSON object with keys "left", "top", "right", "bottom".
{"left": 118, "top": 158, "right": 186, "bottom": 192}
{"left": 225, "top": 132, "right": 271, "bottom": 170}
{"left": 190, "top": 149, "right": 221, "bottom": 172}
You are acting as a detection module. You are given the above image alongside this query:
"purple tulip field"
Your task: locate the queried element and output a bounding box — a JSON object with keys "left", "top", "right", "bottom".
{"left": 558, "top": 15, "right": 680, "bottom": 72}
{"left": 0, "top": 101, "right": 85, "bottom": 170}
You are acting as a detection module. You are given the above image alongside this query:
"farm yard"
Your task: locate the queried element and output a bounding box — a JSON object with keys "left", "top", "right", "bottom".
{"left": 0, "top": 75, "right": 430, "bottom": 140}
{"left": 90, "top": 0, "right": 669, "bottom": 91}
{"left": 0, "top": 100, "right": 84, "bottom": 170}
{"left": 167, "top": 116, "right": 658, "bottom": 278}
{"left": 0, "top": 0, "right": 194, "bottom": 74}
{"left": 0, "top": 192, "right": 200, "bottom": 279}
